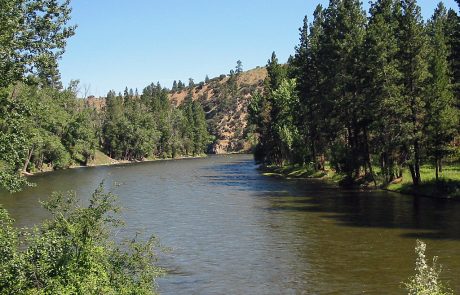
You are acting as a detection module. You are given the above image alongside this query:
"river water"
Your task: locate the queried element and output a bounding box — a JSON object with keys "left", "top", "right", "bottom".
{"left": 1, "top": 155, "right": 459, "bottom": 294}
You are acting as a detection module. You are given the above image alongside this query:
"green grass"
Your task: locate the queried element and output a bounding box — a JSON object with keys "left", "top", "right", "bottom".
{"left": 261, "top": 163, "right": 329, "bottom": 179}
{"left": 386, "top": 164, "right": 460, "bottom": 198}
{"left": 88, "top": 150, "right": 116, "bottom": 166}
{"left": 261, "top": 162, "right": 460, "bottom": 199}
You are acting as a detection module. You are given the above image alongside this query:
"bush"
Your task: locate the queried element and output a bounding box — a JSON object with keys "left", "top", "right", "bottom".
{"left": 0, "top": 184, "right": 164, "bottom": 294}
{"left": 403, "top": 240, "right": 452, "bottom": 295}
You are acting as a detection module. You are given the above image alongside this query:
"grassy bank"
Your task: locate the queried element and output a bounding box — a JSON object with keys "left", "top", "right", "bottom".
{"left": 261, "top": 163, "right": 460, "bottom": 199}
{"left": 385, "top": 164, "right": 460, "bottom": 199}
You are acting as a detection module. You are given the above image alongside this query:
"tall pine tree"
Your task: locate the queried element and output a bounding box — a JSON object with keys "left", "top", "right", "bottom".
{"left": 425, "top": 2, "right": 458, "bottom": 180}
{"left": 364, "top": 0, "right": 404, "bottom": 183}
{"left": 397, "top": 0, "right": 430, "bottom": 185}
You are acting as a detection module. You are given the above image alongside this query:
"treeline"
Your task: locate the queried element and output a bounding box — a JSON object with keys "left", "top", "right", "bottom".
{"left": 0, "top": 81, "right": 210, "bottom": 192}
{"left": 249, "top": 0, "right": 460, "bottom": 186}
{"left": 102, "top": 84, "right": 209, "bottom": 160}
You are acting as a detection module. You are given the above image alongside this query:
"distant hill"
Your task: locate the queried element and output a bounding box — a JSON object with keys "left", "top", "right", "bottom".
{"left": 82, "top": 66, "right": 268, "bottom": 154}
{"left": 170, "top": 67, "right": 267, "bottom": 153}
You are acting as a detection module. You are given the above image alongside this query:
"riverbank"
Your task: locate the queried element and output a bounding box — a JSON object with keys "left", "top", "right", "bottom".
{"left": 260, "top": 163, "right": 460, "bottom": 199}
{"left": 27, "top": 150, "right": 207, "bottom": 176}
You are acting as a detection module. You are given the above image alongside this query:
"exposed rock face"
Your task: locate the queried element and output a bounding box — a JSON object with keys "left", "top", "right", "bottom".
{"left": 170, "top": 67, "right": 267, "bottom": 154}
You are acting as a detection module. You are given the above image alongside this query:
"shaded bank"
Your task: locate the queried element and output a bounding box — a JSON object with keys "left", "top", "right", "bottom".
{"left": 259, "top": 163, "right": 460, "bottom": 200}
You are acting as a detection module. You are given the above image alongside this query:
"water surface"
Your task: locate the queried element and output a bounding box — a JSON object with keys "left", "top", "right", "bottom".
{"left": 1, "top": 155, "right": 460, "bottom": 294}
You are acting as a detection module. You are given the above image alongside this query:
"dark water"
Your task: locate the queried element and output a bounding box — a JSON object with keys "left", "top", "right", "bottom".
{"left": 1, "top": 155, "right": 460, "bottom": 294}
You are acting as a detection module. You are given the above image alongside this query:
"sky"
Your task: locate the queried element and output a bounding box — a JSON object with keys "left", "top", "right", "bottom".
{"left": 59, "top": 0, "right": 459, "bottom": 97}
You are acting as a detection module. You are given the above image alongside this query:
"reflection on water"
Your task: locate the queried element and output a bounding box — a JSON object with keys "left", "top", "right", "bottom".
{"left": 1, "top": 155, "right": 459, "bottom": 294}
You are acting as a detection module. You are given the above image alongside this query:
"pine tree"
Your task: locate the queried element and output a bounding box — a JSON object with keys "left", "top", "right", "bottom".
{"left": 445, "top": 8, "right": 460, "bottom": 106}
{"left": 188, "top": 78, "right": 195, "bottom": 88}
{"left": 235, "top": 60, "right": 243, "bottom": 74}
{"left": 266, "top": 52, "right": 286, "bottom": 91}
{"left": 317, "top": 0, "right": 367, "bottom": 178}
{"left": 292, "top": 15, "right": 311, "bottom": 161}
{"left": 177, "top": 80, "right": 184, "bottom": 91}
{"left": 172, "top": 80, "right": 178, "bottom": 92}
{"left": 192, "top": 101, "right": 209, "bottom": 155}
{"left": 425, "top": 2, "right": 457, "bottom": 181}
{"left": 308, "top": 5, "right": 327, "bottom": 170}
{"left": 398, "top": 0, "right": 430, "bottom": 186}
{"left": 364, "top": 0, "right": 404, "bottom": 183}
{"left": 248, "top": 52, "right": 287, "bottom": 164}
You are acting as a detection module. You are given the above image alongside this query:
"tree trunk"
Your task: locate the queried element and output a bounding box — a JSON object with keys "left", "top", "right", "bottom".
{"left": 10, "top": 83, "right": 19, "bottom": 100}
{"left": 435, "top": 157, "right": 439, "bottom": 182}
{"left": 414, "top": 139, "right": 421, "bottom": 185}
{"left": 409, "top": 164, "right": 419, "bottom": 186}
{"left": 380, "top": 152, "right": 387, "bottom": 184}
{"left": 311, "top": 139, "right": 317, "bottom": 171}
{"left": 363, "top": 128, "right": 376, "bottom": 186}
{"left": 22, "top": 146, "right": 34, "bottom": 173}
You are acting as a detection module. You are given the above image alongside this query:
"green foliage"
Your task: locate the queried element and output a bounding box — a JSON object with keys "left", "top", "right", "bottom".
{"left": 0, "top": 87, "right": 31, "bottom": 192}
{"left": 0, "top": 82, "right": 102, "bottom": 191}
{"left": 425, "top": 3, "right": 458, "bottom": 180}
{"left": 0, "top": 184, "right": 163, "bottom": 294}
{"left": 102, "top": 82, "right": 210, "bottom": 160}
{"left": 404, "top": 240, "right": 452, "bottom": 295}
{"left": 0, "top": 0, "right": 76, "bottom": 88}
{"left": 235, "top": 60, "right": 243, "bottom": 74}
{"left": 364, "top": 0, "right": 405, "bottom": 183}
{"left": 249, "top": 52, "right": 294, "bottom": 164}
{"left": 248, "top": 0, "right": 459, "bottom": 191}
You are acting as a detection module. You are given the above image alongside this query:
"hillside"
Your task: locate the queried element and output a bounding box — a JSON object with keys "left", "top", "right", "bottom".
{"left": 170, "top": 67, "right": 267, "bottom": 153}
{"left": 81, "top": 67, "right": 267, "bottom": 154}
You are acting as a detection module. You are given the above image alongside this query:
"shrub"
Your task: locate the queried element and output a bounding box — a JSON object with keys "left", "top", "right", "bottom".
{"left": 403, "top": 240, "right": 452, "bottom": 295}
{"left": 0, "top": 184, "right": 164, "bottom": 294}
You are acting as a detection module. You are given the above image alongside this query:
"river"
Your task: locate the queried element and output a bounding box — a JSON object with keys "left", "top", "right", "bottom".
{"left": 1, "top": 154, "right": 459, "bottom": 294}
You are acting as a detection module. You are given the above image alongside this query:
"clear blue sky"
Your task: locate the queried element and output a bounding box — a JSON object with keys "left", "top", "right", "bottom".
{"left": 59, "top": 0, "right": 458, "bottom": 97}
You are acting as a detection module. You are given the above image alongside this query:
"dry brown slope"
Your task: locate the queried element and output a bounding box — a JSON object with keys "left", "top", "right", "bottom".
{"left": 169, "top": 67, "right": 267, "bottom": 154}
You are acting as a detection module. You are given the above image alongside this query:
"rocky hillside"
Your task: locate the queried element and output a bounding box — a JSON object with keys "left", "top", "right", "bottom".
{"left": 170, "top": 67, "right": 267, "bottom": 154}
{"left": 82, "top": 67, "right": 267, "bottom": 154}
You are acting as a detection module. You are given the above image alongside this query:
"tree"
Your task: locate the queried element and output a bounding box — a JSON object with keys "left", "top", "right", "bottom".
{"left": 172, "top": 80, "right": 178, "bottom": 92}
{"left": 0, "top": 87, "right": 32, "bottom": 192}
{"left": 398, "top": 0, "right": 430, "bottom": 186}
{"left": 314, "top": 0, "right": 368, "bottom": 179}
{"left": 445, "top": 8, "right": 460, "bottom": 107}
{"left": 177, "top": 80, "right": 184, "bottom": 91}
{"left": 192, "top": 101, "right": 210, "bottom": 155}
{"left": 205, "top": 75, "right": 210, "bottom": 84}
{"left": 0, "top": 0, "right": 76, "bottom": 88}
{"left": 249, "top": 52, "right": 290, "bottom": 165}
{"left": 292, "top": 15, "right": 313, "bottom": 165}
{"left": 0, "top": 0, "right": 76, "bottom": 191}
{"left": 425, "top": 2, "right": 458, "bottom": 181}
{"left": 292, "top": 7, "right": 328, "bottom": 169}
{"left": 270, "top": 79, "right": 299, "bottom": 165}
{"left": 364, "top": 0, "right": 404, "bottom": 183}
{"left": 235, "top": 60, "right": 243, "bottom": 74}
{"left": 266, "top": 52, "right": 285, "bottom": 91}
{"left": 188, "top": 78, "right": 195, "bottom": 88}
{"left": 0, "top": 185, "right": 164, "bottom": 294}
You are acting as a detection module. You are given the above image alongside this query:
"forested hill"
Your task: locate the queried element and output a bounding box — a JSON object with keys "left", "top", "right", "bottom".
{"left": 169, "top": 67, "right": 267, "bottom": 153}
{"left": 86, "top": 66, "right": 268, "bottom": 154}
